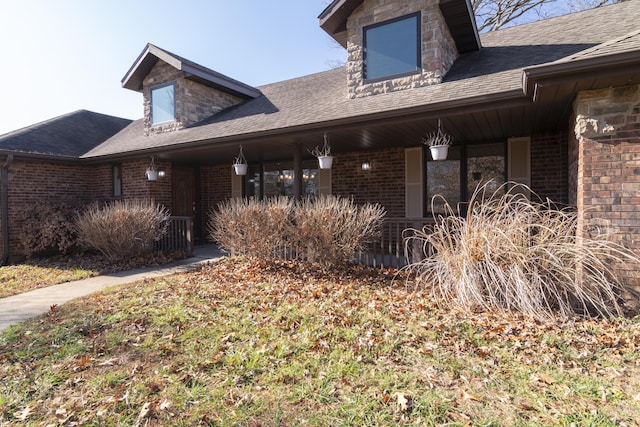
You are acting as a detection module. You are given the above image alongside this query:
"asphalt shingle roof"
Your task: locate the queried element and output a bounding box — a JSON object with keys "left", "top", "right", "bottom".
{"left": 84, "top": 0, "right": 640, "bottom": 159}
{"left": 0, "top": 110, "right": 132, "bottom": 158}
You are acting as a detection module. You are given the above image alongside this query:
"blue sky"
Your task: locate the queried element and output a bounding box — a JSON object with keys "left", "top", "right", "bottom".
{"left": 0, "top": 0, "right": 343, "bottom": 135}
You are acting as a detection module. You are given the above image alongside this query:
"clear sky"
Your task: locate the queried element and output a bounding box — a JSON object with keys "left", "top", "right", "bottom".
{"left": 0, "top": 0, "right": 344, "bottom": 135}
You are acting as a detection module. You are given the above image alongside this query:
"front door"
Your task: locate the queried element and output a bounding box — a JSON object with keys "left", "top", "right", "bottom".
{"left": 172, "top": 165, "right": 199, "bottom": 239}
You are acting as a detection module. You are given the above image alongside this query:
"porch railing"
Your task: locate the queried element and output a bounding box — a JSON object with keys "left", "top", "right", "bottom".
{"left": 156, "top": 216, "right": 194, "bottom": 255}
{"left": 354, "top": 217, "right": 435, "bottom": 269}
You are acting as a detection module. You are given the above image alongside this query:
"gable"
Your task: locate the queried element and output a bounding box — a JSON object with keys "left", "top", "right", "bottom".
{"left": 319, "top": 0, "right": 480, "bottom": 53}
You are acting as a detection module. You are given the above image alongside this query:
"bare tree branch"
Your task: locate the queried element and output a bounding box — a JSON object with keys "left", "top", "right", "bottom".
{"left": 473, "top": 0, "right": 625, "bottom": 32}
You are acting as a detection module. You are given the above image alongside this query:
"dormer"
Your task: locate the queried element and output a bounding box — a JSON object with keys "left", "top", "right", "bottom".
{"left": 122, "top": 44, "right": 261, "bottom": 135}
{"left": 320, "top": 0, "right": 480, "bottom": 99}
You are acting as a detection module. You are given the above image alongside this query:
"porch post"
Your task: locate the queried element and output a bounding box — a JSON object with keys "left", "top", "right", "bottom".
{"left": 294, "top": 142, "right": 303, "bottom": 199}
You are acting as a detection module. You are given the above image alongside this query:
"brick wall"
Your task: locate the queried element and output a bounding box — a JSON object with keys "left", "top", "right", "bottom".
{"left": 120, "top": 159, "right": 172, "bottom": 209}
{"left": 572, "top": 84, "right": 640, "bottom": 295}
{"left": 531, "top": 131, "right": 569, "bottom": 205}
{"left": 3, "top": 160, "right": 92, "bottom": 258}
{"left": 332, "top": 147, "right": 406, "bottom": 217}
{"left": 346, "top": 0, "right": 458, "bottom": 99}
{"left": 200, "top": 164, "right": 232, "bottom": 240}
{"left": 143, "top": 60, "right": 244, "bottom": 135}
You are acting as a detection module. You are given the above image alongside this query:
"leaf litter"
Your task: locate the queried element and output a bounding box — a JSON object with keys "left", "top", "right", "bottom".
{"left": 0, "top": 256, "right": 639, "bottom": 425}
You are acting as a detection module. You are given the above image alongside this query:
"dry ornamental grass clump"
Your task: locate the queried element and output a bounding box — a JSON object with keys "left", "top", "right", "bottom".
{"left": 76, "top": 199, "right": 169, "bottom": 261}
{"left": 409, "top": 182, "right": 640, "bottom": 320}
{"left": 209, "top": 195, "right": 385, "bottom": 266}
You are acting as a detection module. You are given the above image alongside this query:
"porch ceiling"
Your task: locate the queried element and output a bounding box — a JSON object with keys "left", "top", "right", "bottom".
{"left": 146, "top": 65, "right": 640, "bottom": 166}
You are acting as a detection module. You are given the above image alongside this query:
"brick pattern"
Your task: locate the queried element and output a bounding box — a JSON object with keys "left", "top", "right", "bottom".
{"left": 332, "top": 147, "right": 406, "bottom": 217}
{"left": 199, "top": 164, "right": 232, "bottom": 240}
{"left": 3, "top": 161, "right": 92, "bottom": 258}
{"left": 120, "top": 159, "right": 172, "bottom": 209}
{"left": 143, "top": 60, "right": 244, "bottom": 135}
{"left": 572, "top": 84, "right": 640, "bottom": 292}
{"left": 346, "top": 0, "right": 457, "bottom": 99}
{"left": 531, "top": 131, "right": 569, "bottom": 205}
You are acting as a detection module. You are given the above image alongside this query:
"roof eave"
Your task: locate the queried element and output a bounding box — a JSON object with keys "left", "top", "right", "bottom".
{"left": 121, "top": 44, "right": 261, "bottom": 98}
{"left": 523, "top": 50, "right": 640, "bottom": 99}
{"left": 80, "top": 88, "right": 528, "bottom": 163}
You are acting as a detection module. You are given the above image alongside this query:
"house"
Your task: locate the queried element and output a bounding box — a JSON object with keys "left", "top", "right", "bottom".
{"left": 1, "top": 0, "right": 639, "bottom": 288}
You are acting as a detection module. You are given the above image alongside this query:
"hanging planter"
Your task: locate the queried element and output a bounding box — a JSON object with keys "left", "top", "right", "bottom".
{"left": 233, "top": 145, "right": 248, "bottom": 176}
{"left": 146, "top": 156, "right": 159, "bottom": 181}
{"left": 422, "top": 119, "right": 452, "bottom": 161}
{"left": 311, "top": 133, "right": 334, "bottom": 169}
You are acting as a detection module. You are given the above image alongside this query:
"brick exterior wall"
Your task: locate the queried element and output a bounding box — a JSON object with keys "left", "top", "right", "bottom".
{"left": 332, "top": 147, "right": 406, "bottom": 217}
{"left": 572, "top": 84, "right": 640, "bottom": 295}
{"left": 119, "top": 159, "right": 172, "bottom": 208}
{"left": 2, "top": 160, "right": 92, "bottom": 258}
{"left": 531, "top": 131, "right": 569, "bottom": 205}
{"left": 200, "top": 164, "right": 233, "bottom": 240}
{"left": 143, "top": 60, "right": 244, "bottom": 135}
{"left": 346, "top": 0, "right": 458, "bottom": 99}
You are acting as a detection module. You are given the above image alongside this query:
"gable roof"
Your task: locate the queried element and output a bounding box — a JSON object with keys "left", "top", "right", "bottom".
{"left": 121, "top": 43, "right": 261, "bottom": 99}
{"left": 0, "top": 110, "right": 132, "bottom": 159}
{"left": 319, "top": 0, "right": 481, "bottom": 53}
{"left": 82, "top": 0, "right": 640, "bottom": 162}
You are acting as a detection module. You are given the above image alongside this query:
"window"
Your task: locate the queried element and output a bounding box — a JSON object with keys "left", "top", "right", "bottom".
{"left": 244, "top": 161, "right": 319, "bottom": 198}
{"left": 113, "top": 164, "right": 122, "bottom": 197}
{"left": 426, "top": 143, "right": 505, "bottom": 214}
{"left": 150, "top": 83, "right": 175, "bottom": 125}
{"left": 364, "top": 13, "right": 421, "bottom": 81}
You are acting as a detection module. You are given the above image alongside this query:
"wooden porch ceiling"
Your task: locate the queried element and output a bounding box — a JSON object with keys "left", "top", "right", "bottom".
{"left": 150, "top": 68, "right": 640, "bottom": 166}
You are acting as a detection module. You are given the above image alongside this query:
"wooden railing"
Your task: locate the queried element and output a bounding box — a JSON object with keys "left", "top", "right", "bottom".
{"left": 156, "top": 216, "right": 193, "bottom": 255}
{"left": 354, "top": 217, "right": 435, "bottom": 269}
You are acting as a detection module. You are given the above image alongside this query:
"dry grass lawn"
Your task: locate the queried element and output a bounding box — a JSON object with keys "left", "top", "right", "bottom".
{"left": 1, "top": 257, "right": 639, "bottom": 425}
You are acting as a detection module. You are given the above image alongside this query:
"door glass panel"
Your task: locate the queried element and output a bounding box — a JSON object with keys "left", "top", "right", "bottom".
{"left": 247, "top": 161, "right": 319, "bottom": 199}
{"left": 466, "top": 143, "right": 505, "bottom": 201}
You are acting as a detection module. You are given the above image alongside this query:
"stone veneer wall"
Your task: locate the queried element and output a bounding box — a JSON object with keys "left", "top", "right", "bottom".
{"left": 143, "top": 60, "right": 244, "bottom": 135}
{"left": 332, "top": 147, "right": 406, "bottom": 217}
{"left": 571, "top": 84, "right": 640, "bottom": 295}
{"left": 346, "top": 0, "right": 458, "bottom": 99}
{"left": 531, "top": 131, "right": 569, "bottom": 205}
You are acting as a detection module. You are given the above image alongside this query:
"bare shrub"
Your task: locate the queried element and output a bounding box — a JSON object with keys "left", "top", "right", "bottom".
{"left": 209, "top": 195, "right": 385, "bottom": 266}
{"left": 294, "top": 195, "right": 386, "bottom": 265}
{"left": 17, "top": 198, "right": 84, "bottom": 258}
{"left": 409, "top": 182, "right": 638, "bottom": 320}
{"left": 208, "top": 197, "right": 295, "bottom": 258}
{"left": 76, "top": 199, "right": 169, "bottom": 261}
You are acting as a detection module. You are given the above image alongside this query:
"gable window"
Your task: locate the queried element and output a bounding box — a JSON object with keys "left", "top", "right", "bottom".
{"left": 113, "top": 164, "right": 122, "bottom": 197}
{"left": 426, "top": 142, "right": 506, "bottom": 214}
{"left": 150, "top": 83, "right": 175, "bottom": 125}
{"left": 364, "top": 13, "right": 421, "bottom": 81}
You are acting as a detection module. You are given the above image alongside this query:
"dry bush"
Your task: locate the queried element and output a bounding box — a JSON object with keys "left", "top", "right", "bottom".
{"left": 76, "top": 199, "right": 169, "bottom": 261}
{"left": 209, "top": 195, "right": 385, "bottom": 266}
{"left": 409, "top": 182, "right": 638, "bottom": 320}
{"left": 294, "top": 195, "right": 385, "bottom": 265}
{"left": 17, "top": 199, "right": 84, "bottom": 258}
{"left": 208, "top": 197, "right": 295, "bottom": 258}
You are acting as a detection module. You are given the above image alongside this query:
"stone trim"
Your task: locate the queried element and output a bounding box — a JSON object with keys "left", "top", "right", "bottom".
{"left": 346, "top": 0, "right": 457, "bottom": 99}
{"left": 574, "top": 85, "right": 640, "bottom": 142}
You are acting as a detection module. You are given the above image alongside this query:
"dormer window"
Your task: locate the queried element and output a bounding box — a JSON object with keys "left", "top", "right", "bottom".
{"left": 150, "top": 83, "right": 175, "bottom": 125}
{"left": 363, "top": 13, "right": 421, "bottom": 81}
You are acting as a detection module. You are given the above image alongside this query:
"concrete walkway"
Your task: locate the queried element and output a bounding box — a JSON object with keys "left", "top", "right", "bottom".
{"left": 0, "top": 245, "right": 225, "bottom": 333}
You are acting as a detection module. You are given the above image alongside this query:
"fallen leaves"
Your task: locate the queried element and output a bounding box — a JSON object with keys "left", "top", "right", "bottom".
{"left": 1, "top": 257, "right": 640, "bottom": 425}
